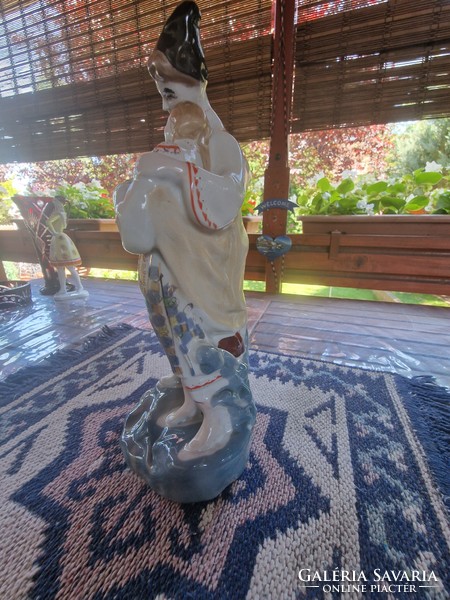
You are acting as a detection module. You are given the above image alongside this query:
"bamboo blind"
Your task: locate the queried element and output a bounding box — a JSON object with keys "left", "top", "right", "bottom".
{"left": 0, "top": 0, "right": 273, "bottom": 162}
{"left": 1, "top": 0, "right": 449, "bottom": 163}
{"left": 293, "top": 0, "right": 450, "bottom": 131}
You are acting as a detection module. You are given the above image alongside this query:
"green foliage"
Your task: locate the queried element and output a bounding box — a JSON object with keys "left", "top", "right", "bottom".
{"left": 241, "top": 176, "right": 264, "bottom": 216}
{"left": 0, "top": 180, "right": 18, "bottom": 224}
{"left": 242, "top": 125, "right": 395, "bottom": 230}
{"left": 88, "top": 268, "right": 138, "bottom": 281}
{"left": 0, "top": 155, "right": 137, "bottom": 198}
{"left": 390, "top": 292, "right": 450, "bottom": 307}
{"left": 241, "top": 142, "right": 267, "bottom": 216}
{"left": 281, "top": 283, "right": 380, "bottom": 301}
{"left": 3, "top": 261, "right": 19, "bottom": 280}
{"left": 241, "top": 193, "right": 257, "bottom": 216}
{"left": 291, "top": 166, "right": 450, "bottom": 217}
{"left": 390, "top": 119, "right": 450, "bottom": 174}
{"left": 55, "top": 181, "right": 115, "bottom": 218}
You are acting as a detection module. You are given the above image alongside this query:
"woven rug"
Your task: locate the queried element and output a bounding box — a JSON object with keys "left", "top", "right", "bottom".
{"left": 1, "top": 325, "right": 449, "bottom": 600}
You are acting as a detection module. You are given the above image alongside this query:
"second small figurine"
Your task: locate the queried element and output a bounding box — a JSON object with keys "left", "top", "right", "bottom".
{"left": 47, "top": 197, "right": 89, "bottom": 301}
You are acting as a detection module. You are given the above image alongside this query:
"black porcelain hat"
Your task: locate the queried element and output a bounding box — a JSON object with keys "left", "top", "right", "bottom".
{"left": 156, "top": 1, "right": 208, "bottom": 82}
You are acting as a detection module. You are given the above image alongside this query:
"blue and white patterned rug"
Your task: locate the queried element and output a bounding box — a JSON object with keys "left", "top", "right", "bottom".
{"left": 1, "top": 324, "right": 449, "bottom": 599}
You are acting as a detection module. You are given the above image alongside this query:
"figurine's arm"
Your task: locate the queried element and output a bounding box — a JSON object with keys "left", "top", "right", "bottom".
{"left": 184, "top": 131, "right": 248, "bottom": 230}
{"left": 135, "top": 152, "right": 185, "bottom": 181}
{"left": 46, "top": 212, "right": 61, "bottom": 235}
{"left": 114, "top": 173, "right": 158, "bottom": 255}
{"left": 135, "top": 132, "right": 248, "bottom": 231}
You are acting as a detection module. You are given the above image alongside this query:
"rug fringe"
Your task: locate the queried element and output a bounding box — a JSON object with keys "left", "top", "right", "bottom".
{"left": 0, "top": 323, "right": 136, "bottom": 404}
{"left": 398, "top": 375, "right": 450, "bottom": 511}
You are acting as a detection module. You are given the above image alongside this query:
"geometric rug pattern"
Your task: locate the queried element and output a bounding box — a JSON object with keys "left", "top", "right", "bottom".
{"left": 1, "top": 325, "right": 449, "bottom": 599}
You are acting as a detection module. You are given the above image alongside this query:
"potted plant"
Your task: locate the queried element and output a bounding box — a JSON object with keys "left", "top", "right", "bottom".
{"left": 55, "top": 181, "right": 117, "bottom": 231}
{"left": 272, "top": 163, "right": 450, "bottom": 296}
{"left": 293, "top": 164, "right": 450, "bottom": 225}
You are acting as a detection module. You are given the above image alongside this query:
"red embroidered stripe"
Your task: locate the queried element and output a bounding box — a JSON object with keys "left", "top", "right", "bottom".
{"left": 185, "top": 374, "right": 222, "bottom": 391}
{"left": 187, "top": 162, "right": 218, "bottom": 229}
{"left": 187, "top": 162, "right": 202, "bottom": 226}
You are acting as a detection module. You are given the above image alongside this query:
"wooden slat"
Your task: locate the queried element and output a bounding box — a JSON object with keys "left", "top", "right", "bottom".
{"left": 68, "top": 231, "right": 139, "bottom": 270}
{"left": 284, "top": 250, "right": 450, "bottom": 278}
{"left": 296, "top": 1, "right": 450, "bottom": 61}
{"left": 288, "top": 233, "right": 450, "bottom": 251}
{"left": 0, "top": 230, "right": 37, "bottom": 263}
{"left": 294, "top": 0, "right": 450, "bottom": 130}
{"left": 0, "top": 37, "right": 272, "bottom": 121}
{"left": 300, "top": 215, "right": 450, "bottom": 235}
{"left": 283, "top": 270, "right": 450, "bottom": 296}
{"left": 243, "top": 268, "right": 266, "bottom": 281}
{"left": 245, "top": 237, "right": 267, "bottom": 281}
{"left": 325, "top": 234, "right": 450, "bottom": 251}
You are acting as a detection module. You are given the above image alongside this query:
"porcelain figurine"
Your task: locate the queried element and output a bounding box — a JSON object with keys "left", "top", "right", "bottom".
{"left": 47, "top": 197, "right": 89, "bottom": 300}
{"left": 12, "top": 195, "right": 75, "bottom": 295}
{"left": 114, "top": 0, "right": 255, "bottom": 503}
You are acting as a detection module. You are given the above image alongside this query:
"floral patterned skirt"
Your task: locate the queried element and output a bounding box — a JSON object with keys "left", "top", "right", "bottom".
{"left": 49, "top": 233, "right": 82, "bottom": 267}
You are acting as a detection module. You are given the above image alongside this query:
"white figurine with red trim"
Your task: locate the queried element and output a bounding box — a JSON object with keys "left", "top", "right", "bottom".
{"left": 115, "top": 1, "right": 255, "bottom": 503}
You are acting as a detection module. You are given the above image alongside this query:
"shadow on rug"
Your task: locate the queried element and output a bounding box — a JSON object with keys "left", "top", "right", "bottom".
{"left": 1, "top": 324, "right": 449, "bottom": 600}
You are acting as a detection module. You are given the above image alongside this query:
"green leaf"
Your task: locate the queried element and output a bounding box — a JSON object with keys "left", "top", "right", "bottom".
{"left": 366, "top": 181, "right": 388, "bottom": 195}
{"left": 316, "top": 177, "right": 333, "bottom": 192}
{"left": 435, "top": 192, "right": 450, "bottom": 210}
{"left": 370, "top": 199, "right": 381, "bottom": 212}
{"left": 327, "top": 203, "right": 341, "bottom": 214}
{"left": 329, "top": 190, "right": 341, "bottom": 202}
{"left": 386, "top": 182, "right": 406, "bottom": 194}
{"left": 404, "top": 195, "right": 428, "bottom": 212}
{"left": 311, "top": 193, "right": 325, "bottom": 213}
{"left": 337, "top": 196, "right": 358, "bottom": 211}
{"left": 296, "top": 192, "right": 308, "bottom": 206}
{"left": 413, "top": 171, "right": 442, "bottom": 185}
{"left": 380, "top": 196, "right": 405, "bottom": 209}
{"left": 336, "top": 178, "right": 355, "bottom": 194}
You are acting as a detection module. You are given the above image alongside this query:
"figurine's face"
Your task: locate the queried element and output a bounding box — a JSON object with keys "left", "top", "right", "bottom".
{"left": 148, "top": 50, "right": 206, "bottom": 112}
{"left": 155, "top": 79, "right": 203, "bottom": 112}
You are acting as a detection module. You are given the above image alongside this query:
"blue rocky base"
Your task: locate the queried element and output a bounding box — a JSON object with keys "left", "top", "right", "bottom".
{"left": 120, "top": 349, "right": 256, "bottom": 503}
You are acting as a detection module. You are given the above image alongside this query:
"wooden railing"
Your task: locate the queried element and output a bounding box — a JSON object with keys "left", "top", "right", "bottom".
{"left": 247, "top": 219, "right": 450, "bottom": 295}
{"left": 1, "top": 215, "right": 450, "bottom": 295}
